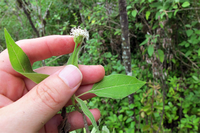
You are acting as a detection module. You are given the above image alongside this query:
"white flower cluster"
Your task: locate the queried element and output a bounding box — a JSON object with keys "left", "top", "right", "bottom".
{"left": 70, "top": 26, "right": 89, "bottom": 40}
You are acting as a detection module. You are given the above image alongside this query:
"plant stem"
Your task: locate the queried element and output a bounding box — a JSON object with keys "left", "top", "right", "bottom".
{"left": 72, "top": 42, "right": 78, "bottom": 65}
{"left": 75, "top": 104, "right": 90, "bottom": 133}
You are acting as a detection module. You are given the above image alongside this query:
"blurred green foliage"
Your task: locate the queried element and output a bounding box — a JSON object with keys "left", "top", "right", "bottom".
{"left": 1, "top": 0, "right": 200, "bottom": 132}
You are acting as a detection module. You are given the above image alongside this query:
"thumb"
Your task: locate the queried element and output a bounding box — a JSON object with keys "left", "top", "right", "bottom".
{"left": 1, "top": 65, "right": 82, "bottom": 132}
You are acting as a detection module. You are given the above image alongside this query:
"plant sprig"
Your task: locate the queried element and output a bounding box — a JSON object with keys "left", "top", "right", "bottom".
{"left": 4, "top": 27, "right": 145, "bottom": 133}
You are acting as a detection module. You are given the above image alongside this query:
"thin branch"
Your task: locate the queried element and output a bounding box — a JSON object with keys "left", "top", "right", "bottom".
{"left": 176, "top": 50, "right": 199, "bottom": 69}
{"left": 172, "top": 50, "right": 193, "bottom": 68}
{"left": 134, "top": 6, "right": 152, "bottom": 34}
{"left": 16, "top": 0, "right": 40, "bottom": 37}
{"left": 46, "top": 55, "right": 63, "bottom": 65}
{"left": 166, "top": 7, "right": 200, "bottom": 13}
{"left": 109, "top": 20, "right": 121, "bottom": 26}
{"left": 43, "top": 2, "right": 52, "bottom": 20}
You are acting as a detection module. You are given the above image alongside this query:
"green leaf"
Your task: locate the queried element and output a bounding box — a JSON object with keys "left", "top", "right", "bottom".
{"left": 192, "top": 76, "right": 199, "bottom": 81}
{"left": 75, "top": 97, "right": 99, "bottom": 132}
{"left": 153, "top": 124, "right": 159, "bottom": 131}
{"left": 185, "top": 50, "right": 191, "bottom": 57}
{"left": 127, "top": 5, "right": 132, "bottom": 10}
{"left": 173, "top": 5, "right": 178, "bottom": 9}
{"left": 142, "top": 124, "right": 151, "bottom": 131}
{"left": 157, "top": 49, "right": 164, "bottom": 63}
{"left": 4, "top": 28, "right": 49, "bottom": 84}
{"left": 146, "top": 11, "right": 151, "bottom": 20}
{"left": 102, "top": 126, "right": 110, "bottom": 133}
{"left": 131, "top": 10, "right": 137, "bottom": 17}
{"left": 139, "top": 7, "right": 146, "bottom": 14}
{"left": 182, "top": 1, "right": 190, "bottom": 8}
{"left": 197, "top": 49, "right": 200, "bottom": 56}
{"left": 140, "top": 38, "right": 148, "bottom": 46}
{"left": 174, "top": 9, "right": 179, "bottom": 16}
{"left": 186, "top": 29, "right": 193, "bottom": 37}
{"left": 195, "top": 30, "right": 200, "bottom": 35}
{"left": 87, "top": 74, "right": 145, "bottom": 99}
{"left": 185, "top": 24, "right": 191, "bottom": 28}
{"left": 148, "top": 45, "right": 154, "bottom": 56}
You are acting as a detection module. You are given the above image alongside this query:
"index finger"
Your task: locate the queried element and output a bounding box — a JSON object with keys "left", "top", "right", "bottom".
{"left": 16, "top": 35, "right": 75, "bottom": 63}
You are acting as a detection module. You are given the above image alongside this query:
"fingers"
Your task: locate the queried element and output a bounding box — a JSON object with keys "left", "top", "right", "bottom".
{"left": 0, "top": 65, "right": 82, "bottom": 132}
{"left": 40, "top": 109, "right": 101, "bottom": 132}
{"left": 0, "top": 65, "right": 104, "bottom": 107}
{"left": 0, "top": 94, "right": 13, "bottom": 108}
{"left": 0, "top": 35, "right": 75, "bottom": 75}
{"left": 33, "top": 65, "right": 105, "bottom": 85}
{"left": 16, "top": 35, "right": 75, "bottom": 63}
{"left": 25, "top": 65, "right": 105, "bottom": 90}
{"left": 24, "top": 65, "right": 104, "bottom": 105}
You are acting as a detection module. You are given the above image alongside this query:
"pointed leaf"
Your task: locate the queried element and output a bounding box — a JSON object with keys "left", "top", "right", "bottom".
{"left": 186, "top": 29, "right": 193, "bottom": 37}
{"left": 197, "top": 49, "right": 200, "bottom": 56}
{"left": 157, "top": 49, "right": 164, "bottom": 63}
{"left": 75, "top": 97, "right": 99, "bottom": 132}
{"left": 131, "top": 10, "right": 137, "bottom": 17}
{"left": 174, "top": 9, "right": 179, "bottom": 16}
{"left": 88, "top": 74, "right": 145, "bottom": 99}
{"left": 5, "top": 28, "right": 33, "bottom": 73}
{"left": 192, "top": 75, "right": 199, "bottom": 81}
{"left": 148, "top": 45, "right": 154, "bottom": 56}
{"left": 182, "top": 1, "right": 190, "bottom": 8}
{"left": 146, "top": 11, "right": 151, "bottom": 20}
{"left": 4, "top": 28, "right": 49, "bottom": 84}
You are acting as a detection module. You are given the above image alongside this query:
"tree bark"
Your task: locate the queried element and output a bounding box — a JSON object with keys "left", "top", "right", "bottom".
{"left": 118, "top": 0, "right": 132, "bottom": 76}
{"left": 118, "top": 0, "right": 134, "bottom": 104}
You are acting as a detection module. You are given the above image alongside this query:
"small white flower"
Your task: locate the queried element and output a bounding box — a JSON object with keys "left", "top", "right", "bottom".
{"left": 70, "top": 26, "right": 89, "bottom": 41}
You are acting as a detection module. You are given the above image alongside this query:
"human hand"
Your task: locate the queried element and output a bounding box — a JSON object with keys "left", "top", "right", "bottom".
{"left": 0, "top": 35, "right": 105, "bottom": 133}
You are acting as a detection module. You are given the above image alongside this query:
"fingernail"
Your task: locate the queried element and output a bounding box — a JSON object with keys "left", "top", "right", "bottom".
{"left": 59, "top": 65, "right": 82, "bottom": 89}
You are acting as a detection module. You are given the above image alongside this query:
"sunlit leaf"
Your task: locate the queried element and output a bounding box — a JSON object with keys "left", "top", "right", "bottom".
{"left": 4, "top": 28, "right": 49, "bottom": 84}
{"left": 131, "top": 10, "right": 137, "bottom": 17}
{"left": 174, "top": 9, "right": 179, "bottom": 16}
{"left": 182, "top": 1, "right": 190, "bottom": 8}
{"left": 192, "top": 75, "right": 199, "bottom": 81}
{"left": 146, "top": 11, "right": 151, "bottom": 20}
{"left": 87, "top": 74, "right": 145, "bottom": 99}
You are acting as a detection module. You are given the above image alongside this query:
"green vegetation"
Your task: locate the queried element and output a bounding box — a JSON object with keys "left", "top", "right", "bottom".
{"left": 1, "top": 0, "right": 200, "bottom": 132}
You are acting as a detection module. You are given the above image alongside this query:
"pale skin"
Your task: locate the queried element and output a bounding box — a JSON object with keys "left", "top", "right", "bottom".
{"left": 0, "top": 35, "right": 105, "bottom": 133}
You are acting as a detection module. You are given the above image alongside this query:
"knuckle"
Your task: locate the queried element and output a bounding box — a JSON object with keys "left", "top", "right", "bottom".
{"left": 36, "top": 82, "right": 61, "bottom": 110}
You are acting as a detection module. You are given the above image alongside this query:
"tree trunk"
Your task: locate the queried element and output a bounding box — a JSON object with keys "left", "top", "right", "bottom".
{"left": 118, "top": 0, "right": 134, "bottom": 104}
{"left": 118, "top": 0, "right": 132, "bottom": 76}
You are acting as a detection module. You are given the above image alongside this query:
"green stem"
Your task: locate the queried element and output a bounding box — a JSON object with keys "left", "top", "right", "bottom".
{"left": 72, "top": 42, "right": 78, "bottom": 65}
{"left": 77, "top": 91, "right": 90, "bottom": 98}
